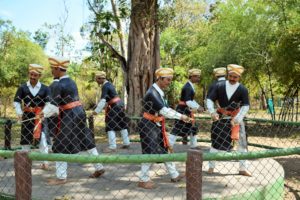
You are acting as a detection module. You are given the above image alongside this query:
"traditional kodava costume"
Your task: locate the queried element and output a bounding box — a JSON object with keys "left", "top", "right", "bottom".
{"left": 169, "top": 69, "right": 202, "bottom": 148}
{"left": 93, "top": 71, "right": 130, "bottom": 152}
{"left": 42, "top": 57, "right": 105, "bottom": 184}
{"left": 46, "top": 78, "right": 59, "bottom": 149}
{"left": 137, "top": 68, "right": 184, "bottom": 189}
{"left": 14, "top": 64, "right": 50, "bottom": 167}
{"left": 206, "top": 64, "right": 251, "bottom": 176}
{"left": 207, "top": 67, "right": 227, "bottom": 97}
{"left": 14, "top": 64, "right": 49, "bottom": 167}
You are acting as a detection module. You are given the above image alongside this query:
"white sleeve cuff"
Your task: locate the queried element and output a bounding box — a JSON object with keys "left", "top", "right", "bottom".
{"left": 94, "top": 99, "right": 107, "bottom": 114}
{"left": 159, "top": 107, "right": 182, "bottom": 119}
{"left": 43, "top": 103, "right": 59, "bottom": 118}
{"left": 206, "top": 99, "right": 215, "bottom": 114}
{"left": 186, "top": 100, "right": 200, "bottom": 110}
{"left": 234, "top": 105, "right": 250, "bottom": 123}
{"left": 13, "top": 102, "right": 23, "bottom": 115}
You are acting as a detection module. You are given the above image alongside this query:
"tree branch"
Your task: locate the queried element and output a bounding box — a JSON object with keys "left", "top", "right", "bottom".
{"left": 96, "top": 33, "right": 127, "bottom": 72}
{"left": 87, "top": 0, "right": 98, "bottom": 16}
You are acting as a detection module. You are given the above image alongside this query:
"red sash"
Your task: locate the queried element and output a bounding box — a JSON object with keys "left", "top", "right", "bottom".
{"left": 143, "top": 112, "right": 172, "bottom": 153}
{"left": 105, "top": 97, "right": 121, "bottom": 121}
{"left": 217, "top": 108, "right": 240, "bottom": 141}
{"left": 24, "top": 106, "right": 43, "bottom": 139}
{"left": 60, "top": 101, "right": 82, "bottom": 111}
{"left": 57, "top": 101, "right": 82, "bottom": 135}
{"left": 107, "top": 97, "right": 121, "bottom": 106}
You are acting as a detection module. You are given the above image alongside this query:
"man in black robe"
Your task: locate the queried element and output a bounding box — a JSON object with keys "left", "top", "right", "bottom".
{"left": 46, "top": 78, "right": 59, "bottom": 151}
{"left": 14, "top": 64, "right": 50, "bottom": 169}
{"left": 206, "top": 64, "right": 251, "bottom": 176}
{"left": 42, "top": 57, "right": 105, "bottom": 185}
{"left": 91, "top": 71, "right": 130, "bottom": 153}
{"left": 169, "top": 69, "right": 204, "bottom": 149}
{"left": 207, "top": 67, "right": 227, "bottom": 97}
{"left": 137, "top": 68, "right": 189, "bottom": 189}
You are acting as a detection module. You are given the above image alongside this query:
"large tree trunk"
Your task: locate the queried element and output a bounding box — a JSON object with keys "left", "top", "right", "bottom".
{"left": 127, "top": 0, "right": 160, "bottom": 116}
{"left": 110, "top": 0, "right": 126, "bottom": 58}
{"left": 110, "top": 0, "right": 128, "bottom": 105}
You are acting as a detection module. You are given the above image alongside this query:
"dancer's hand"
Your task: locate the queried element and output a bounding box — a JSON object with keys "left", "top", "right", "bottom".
{"left": 211, "top": 113, "right": 219, "bottom": 121}
{"left": 181, "top": 115, "right": 192, "bottom": 123}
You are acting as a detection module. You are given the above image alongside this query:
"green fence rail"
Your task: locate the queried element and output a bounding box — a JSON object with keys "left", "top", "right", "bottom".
{"left": 1, "top": 147, "right": 299, "bottom": 164}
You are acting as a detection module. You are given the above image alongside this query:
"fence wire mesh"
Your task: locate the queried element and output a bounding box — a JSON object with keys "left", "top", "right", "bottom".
{"left": 0, "top": 94, "right": 299, "bottom": 200}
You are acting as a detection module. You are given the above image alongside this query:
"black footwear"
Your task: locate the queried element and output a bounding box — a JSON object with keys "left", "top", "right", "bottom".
{"left": 171, "top": 173, "right": 185, "bottom": 182}
{"left": 120, "top": 145, "right": 130, "bottom": 149}
{"left": 138, "top": 181, "right": 156, "bottom": 189}
{"left": 207, "top": 168, "right": 214, "bottom": 174}
{"left": 238, "top": 170, "right": 252, "bottom": 177}
{"left": 89, "top": 169, "right": 105, "bottom": 178}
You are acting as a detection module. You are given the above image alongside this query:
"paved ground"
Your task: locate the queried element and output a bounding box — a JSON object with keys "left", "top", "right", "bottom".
{"left": 0, "top": 143, "right": 284, "bottom": 200}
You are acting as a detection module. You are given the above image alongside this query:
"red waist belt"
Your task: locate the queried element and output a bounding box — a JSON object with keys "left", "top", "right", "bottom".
{"left": 105, "top": 97, "right": 121, "bottom": 118}
{"left": 23, "top": 106, "right": 43, "bottom": 139}
{"left": 143, "top": 112, "right": 173, "bottom": 153}
{"left": 56, "top": 101, "right": 82, "bottom": 135}
{"left": 217, "top": 108, "right": 240, "bottom": 141}
{"left": 108, "top": 97, "right": 121, "bottom": 106}
{"left": 60, "top": 101, "right": 82, "bottom": 111}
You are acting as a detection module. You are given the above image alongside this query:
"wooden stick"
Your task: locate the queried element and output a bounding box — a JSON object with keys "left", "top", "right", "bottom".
{"left": 20, "top": 117, "right": 37, "bottom": 123}
{"left": 33, "top": 119, "right": 42, "bottom": 132}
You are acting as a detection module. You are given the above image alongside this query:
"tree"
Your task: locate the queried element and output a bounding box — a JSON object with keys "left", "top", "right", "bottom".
{"left": 126, "top": 0, "right": 160, "bottom": 115}
{"left": 33, "top": 28, "right": 50, "bottom": 49}
{"left": 85, "top": 0, "right": 300, "bottom": 120}
{"left": 0, "top": 20, "right": 48, "bottom": 117}
{"left": 87, "top": 0, "right": 160, "bottom": 116}
{"left": 272, "top": 28, "right": 300, "bottom": 121}
{"left": 159, "top": 0, "right": 209, "bottom": 105}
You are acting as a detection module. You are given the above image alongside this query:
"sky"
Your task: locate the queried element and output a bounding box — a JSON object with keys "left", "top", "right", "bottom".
{"left": 0, "top": 0, "right": 91, "bottom": 59}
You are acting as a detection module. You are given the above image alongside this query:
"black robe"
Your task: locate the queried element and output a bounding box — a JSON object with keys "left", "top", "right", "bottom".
{"left": 171, "top": 82, "right": 198, "bottom": 137}
{"left": 14, "top": 83, "right": 50, "bottom": 145}
{"left": 47, "top": 79, "right": 59, "bottom": 138}
{"left": 101, "top": 81, "right": 129, "bottom": 132}
{"left": 137, "top": 86, "right": 168, "bottom": 154}
{"left": 207, "top": 81, "right": 249, "bottom": 151}
{"left": 207, "top": 79, "right": 226, "bottom": 98}
{"left": 50, "top": 77, "right": 96, "bottom": 154}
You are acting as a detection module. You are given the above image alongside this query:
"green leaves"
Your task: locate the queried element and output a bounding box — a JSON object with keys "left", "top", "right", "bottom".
{"left": 160, "top": 0, "right": 300, "bottom": 97}
{"left": 0, "top": 21, "right": 47, "bottom": 88}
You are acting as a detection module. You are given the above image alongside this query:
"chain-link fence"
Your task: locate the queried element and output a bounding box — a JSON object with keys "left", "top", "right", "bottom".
{"left": 0, "top": 95, "right": 299, "bottom": 200}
